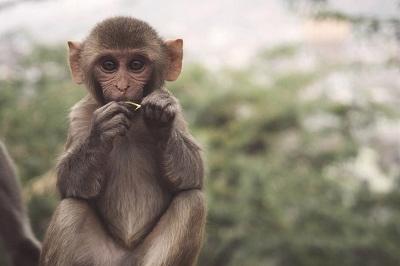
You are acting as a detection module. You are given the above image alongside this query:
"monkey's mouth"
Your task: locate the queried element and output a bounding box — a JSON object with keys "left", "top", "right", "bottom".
{"left": 116, "top": 95, "right": 143, "bottom": 104}
{"left": 113, "top": 90, "right": 144, "bottom": 103}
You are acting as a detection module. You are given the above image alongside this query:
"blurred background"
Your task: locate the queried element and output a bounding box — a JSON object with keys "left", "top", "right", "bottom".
{"left": 0, "top": 0, "right": 400, "bottom": 265}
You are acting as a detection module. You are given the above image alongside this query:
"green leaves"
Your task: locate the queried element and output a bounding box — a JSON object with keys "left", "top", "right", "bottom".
{"left": 1, "top": 40, "right": 399, "bottom": 266}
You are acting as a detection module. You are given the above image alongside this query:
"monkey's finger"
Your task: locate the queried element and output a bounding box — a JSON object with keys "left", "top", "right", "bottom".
{"left": 153, "top": 103, "right": 168, "bottom": 121}
{"left": 142, "top": 89, "right": 172, "bottom": 104}
{"left": 142, "top": 93, "right": 174, "bottom": 108}
{"left": 97, "top": 102, "right": 133, "bottom": 122}
{"left": 101, "top": 122, "right": 130, "bottom": 135}
{"left": 160, "top": 104, "right": 176, "bottom": 124}
{"left": 94, "top": 101, "right": 115, "bottom": 116}
{"left": 102, "top": 129, "right": 120, "bottom": 141}
{"left": 103, "top": 125, "right": 129, "bottom": 139}
{"left": 153, "top": 105, "right": 163, "bottom": 121}
{"left": 95, "top": 101, "right": 120, "bottom": 121}
{"left": 103, "top": 103, "right": 132, "bottom": 120}
{"left": 143, "top": 103, "right": 157, "bottom": 121}
{"left": 118, "top": 102, "right": 138, "bottom": 118}
{"left": 100, "top": 113, "right": 130, "bottom": 131}
{"left": 102, "top": 122, "right": 130, "bottom": 137}
{"left": 158, "top": 103, "right": 172, "bottom": 123}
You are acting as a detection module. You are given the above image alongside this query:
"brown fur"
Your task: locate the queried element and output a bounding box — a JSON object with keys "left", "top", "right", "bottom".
{"left": 40, "top": 17, "right": 206, "bottom": 266}
{"left": 0, "top": 141, "right": 41, "bottom": 266}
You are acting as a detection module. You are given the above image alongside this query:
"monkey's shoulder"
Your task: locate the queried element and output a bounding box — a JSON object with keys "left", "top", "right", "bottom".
{"left": 64, "top": 96, "right": 98, "bottom": 143}
{"left": 69, "top": 95, "right": 99, "bottom": 123}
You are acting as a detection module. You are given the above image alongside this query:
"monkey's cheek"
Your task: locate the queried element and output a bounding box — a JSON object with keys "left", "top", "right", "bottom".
{"left": 102, "top": 90, "right": 119, "bottom": 103}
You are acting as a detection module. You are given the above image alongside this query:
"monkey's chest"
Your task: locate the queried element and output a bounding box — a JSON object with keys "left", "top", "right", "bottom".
{"left": 95, "top": 138, "right": 171, "bottom": 248}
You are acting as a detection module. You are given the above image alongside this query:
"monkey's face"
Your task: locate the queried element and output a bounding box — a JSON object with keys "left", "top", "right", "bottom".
{"left": 67, "top": 25, "right": 183, "bottom": 105}
{"left": 93, "top": 50, "right": 153, "bottom": 103}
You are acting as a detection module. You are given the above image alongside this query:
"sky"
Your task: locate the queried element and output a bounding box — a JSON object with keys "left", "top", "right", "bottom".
{"left": 0, "top": 0, "right": 301, "bottom": 66}
{"left": 0, "top": 0, "right": 398, "bottom": 66}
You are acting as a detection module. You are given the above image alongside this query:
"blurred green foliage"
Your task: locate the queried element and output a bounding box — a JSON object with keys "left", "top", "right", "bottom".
{"left": 0, "top": 41, "right": 400, "bottom": 266}
{"left": 0, "top": 45, "right": 85, "bottom": 182}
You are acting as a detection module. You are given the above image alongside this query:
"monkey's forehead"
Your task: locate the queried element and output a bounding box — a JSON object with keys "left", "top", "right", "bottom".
{"left": 87, "top": 16, "right": 163, "bottom": 50}
{"left": 92, "top": 48, "right": 162, "bottom": 61}
{"left": 90, "top": 33, "right": 163, "bottom": 50}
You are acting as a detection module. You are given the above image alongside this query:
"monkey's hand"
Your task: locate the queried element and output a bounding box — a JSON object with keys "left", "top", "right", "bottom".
{"left": 89, "top": 101, "right": 133, "bottom": 147}
{"left": 57, "top": 102, "right": 134, "bottom": 199}
{"left": 142, "top": 90, "right": 204, "bottom": 192}
{"left": 142, "top": 90, "right": 178, "bottom": 129}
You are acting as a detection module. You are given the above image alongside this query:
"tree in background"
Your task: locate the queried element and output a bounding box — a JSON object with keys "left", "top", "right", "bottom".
{"left": 1, "top": 31, "right": 400, "bottom": 265}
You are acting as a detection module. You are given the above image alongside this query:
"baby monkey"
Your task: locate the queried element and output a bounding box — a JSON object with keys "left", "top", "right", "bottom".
{"left": 40, "top": 17, "right": 206, "bottom": 266}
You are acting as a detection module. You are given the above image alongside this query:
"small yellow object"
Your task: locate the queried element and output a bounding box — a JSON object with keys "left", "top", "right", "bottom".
{"left": 125, "top": 101, "right": 141, "bottom": 111}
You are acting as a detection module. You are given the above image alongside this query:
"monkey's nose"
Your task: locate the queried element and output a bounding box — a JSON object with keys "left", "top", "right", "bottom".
{"left": 116, "top": 85, "right": 130, "bottom": 92}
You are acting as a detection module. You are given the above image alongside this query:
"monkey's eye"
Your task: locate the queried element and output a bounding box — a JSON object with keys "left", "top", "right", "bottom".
{"left": 129, "top": 59, "right": 145, "bottom": 72}
{"left": 101, "top": 60, "right": 117, "bottom": 72}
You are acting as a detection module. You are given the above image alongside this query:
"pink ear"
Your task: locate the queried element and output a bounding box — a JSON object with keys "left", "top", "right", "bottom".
{"left": 165, "top": 39, "right": 183, "bottom": 81}
{"left": 67, "top": 41, "right": 84, "bottom": 84}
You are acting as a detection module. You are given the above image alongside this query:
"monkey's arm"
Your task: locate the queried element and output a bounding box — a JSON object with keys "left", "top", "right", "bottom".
{"left": 56, "top": 133, "right": 108, "bottom": 199}
{"left": 124, "top": 189, "right": 206, "bottom": 266}
{"left": 142, "top": 89, "right": 204, "bottom": 192}
{"left": 57, "top": 100, "right": 133, "bottom": 199}
{"left": 0, "top": 142, "right": 41, "bottom": 266}
{"left": 159, "top": 121, "right": 204, "bottom": 191}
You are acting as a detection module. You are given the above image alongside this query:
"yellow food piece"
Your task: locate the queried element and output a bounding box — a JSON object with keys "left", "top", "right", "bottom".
{"left": 125, "top": 101, "right": 141, "bottom": 111}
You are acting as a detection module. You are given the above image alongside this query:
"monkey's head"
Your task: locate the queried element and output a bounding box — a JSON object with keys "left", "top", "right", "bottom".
{"left": 68, "top": 17, "right": 183, "bottom": 104}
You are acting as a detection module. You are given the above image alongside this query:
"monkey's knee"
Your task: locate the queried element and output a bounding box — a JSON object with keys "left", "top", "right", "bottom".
{"left": 49, "top": 198, "right": 92, "bottom": 224}
{"left": 41, "top": 198, "right": 93, "bottom": 244}
{"left": 175, "top": 189, "right": 207, "bottom": 224}
{"left": 140, "top": 190, "right": 206, "bottom": 266}
{"left": 40, "top": 199, "right": 90, "bottom": 266}
{"left": 41, "top": 199, "right": 123, "bottom": 266}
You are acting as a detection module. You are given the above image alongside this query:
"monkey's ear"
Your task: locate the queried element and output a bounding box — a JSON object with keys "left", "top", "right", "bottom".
{"left": 67, "top": 41, "right": 84, "bottom": 84}
{"left": 165, "top": 39, "right": 183, "bottom": 81}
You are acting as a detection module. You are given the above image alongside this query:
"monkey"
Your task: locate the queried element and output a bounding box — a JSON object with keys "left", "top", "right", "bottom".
{"left": 0, "top": 141, "right": 41, "bottom": 266}
{"left": 39, "top": 17, "right": 206, "bottom": 266}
